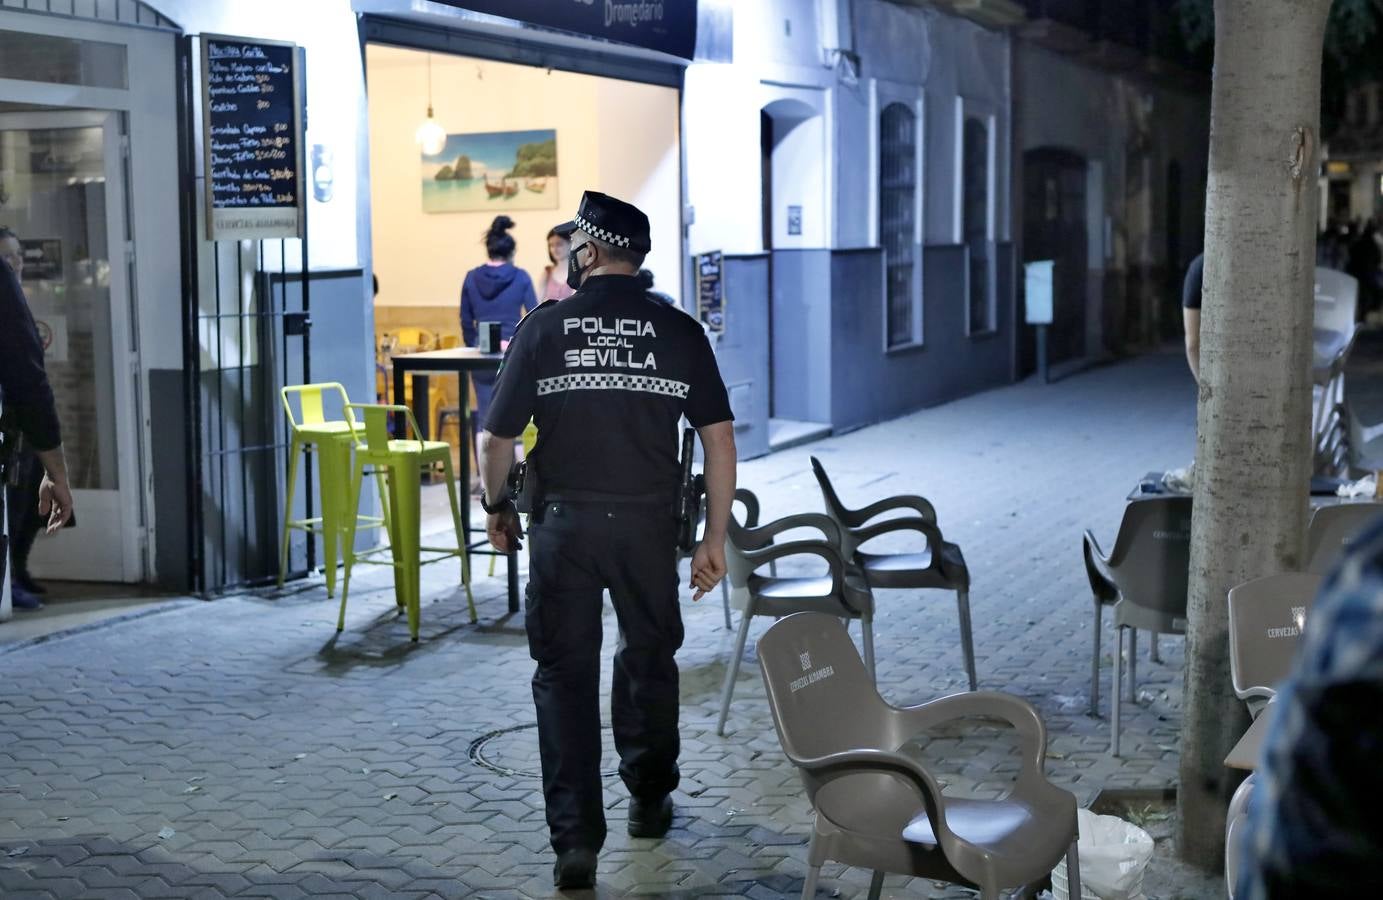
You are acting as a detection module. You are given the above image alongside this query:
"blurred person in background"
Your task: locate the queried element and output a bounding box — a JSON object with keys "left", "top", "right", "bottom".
{"left": 541, "top": 225, "right": 575, "bottom": 302}
{"left": 1, "top": 225, "right": 74, "bottom": 614}
{"left": 460, "top": 216, "right": 536, "bottom": 493}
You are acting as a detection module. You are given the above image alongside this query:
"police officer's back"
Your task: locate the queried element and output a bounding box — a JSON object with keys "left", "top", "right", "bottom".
{"left": 477, "top": 191, "right": 737, "bottom": 890}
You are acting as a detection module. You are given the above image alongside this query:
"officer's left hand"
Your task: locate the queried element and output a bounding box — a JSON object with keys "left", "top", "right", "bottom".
{"left": 690, "top": 540, "right": 726, "bottom": 601}
{"left": 487, "top": 506, "right": 523, "bottom": 553}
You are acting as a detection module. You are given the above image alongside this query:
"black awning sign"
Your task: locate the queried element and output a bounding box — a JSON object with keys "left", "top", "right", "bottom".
{"left": 437, "top": 1, "right": 698, "bottom": 60}
{"left": 200, "top": 35, "right": 305, "bottom": 241}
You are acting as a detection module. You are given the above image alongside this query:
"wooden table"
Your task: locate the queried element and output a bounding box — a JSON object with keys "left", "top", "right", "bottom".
{"left": 390, "top": 348, "right": 518, "bottom": 614}
{"left": 1225, "top": 705, "right": 1274, "bottom": 771}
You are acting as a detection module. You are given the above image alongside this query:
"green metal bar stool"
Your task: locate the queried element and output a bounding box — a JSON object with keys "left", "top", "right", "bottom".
{"left": 339, "top": 403, "right": 476, "bottom": 641}
{"left": 278, "top": 383, "right": 391, "bottom": 597}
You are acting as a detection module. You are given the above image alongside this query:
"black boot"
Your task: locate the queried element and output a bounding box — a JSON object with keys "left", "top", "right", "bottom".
{"left": 627, "top": 795, "right": 673, "bottom": 838}
{"left": 553, "top": 848, "right": 597, "bottom": 889}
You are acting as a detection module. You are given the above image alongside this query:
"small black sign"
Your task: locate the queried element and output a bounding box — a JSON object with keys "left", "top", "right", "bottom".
{"left": 696, "top": 250, "right": 724, "bottom": 334}
{"left": 201, "top": 35, "right": 304, "bottom": 240}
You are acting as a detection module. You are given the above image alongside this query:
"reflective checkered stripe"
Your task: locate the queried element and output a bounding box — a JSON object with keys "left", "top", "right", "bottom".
{"left": 573, "top": 213, "right": 631, "bottom": 248}
{"left": 536, "top": 373, "right": 689, "bottom": 398}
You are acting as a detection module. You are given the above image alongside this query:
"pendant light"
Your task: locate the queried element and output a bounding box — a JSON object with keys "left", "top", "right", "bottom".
{"left": 415, "top": 53, "right": 446, "bottom": 156}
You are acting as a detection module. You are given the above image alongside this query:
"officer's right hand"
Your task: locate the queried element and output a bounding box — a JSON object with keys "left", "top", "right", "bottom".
{"left": 690, "top": 541, "right": 726, "bottom": 601}
{"left": 487, "top": 506, "right": 523, "bottom": 553}
{"left": 39, "top": 473, "right": 74, "bottom": 533}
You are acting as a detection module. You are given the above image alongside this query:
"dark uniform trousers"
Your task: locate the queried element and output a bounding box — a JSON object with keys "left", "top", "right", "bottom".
{"left": 6, "top": 450, "right": 43, "bottom": 575}
{"left": 525, "top": 498, "right": 684, "bottom": 854}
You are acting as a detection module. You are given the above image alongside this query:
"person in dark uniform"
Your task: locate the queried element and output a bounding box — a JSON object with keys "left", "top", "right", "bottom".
{"left": 477, "top": 191, "right": 737, "bottom": 889}
{"left": 1182, "top": 252, "right": 1204, "bottom": 383}
{"left": 1, "top": 227, "right": 74, "bottom": 614}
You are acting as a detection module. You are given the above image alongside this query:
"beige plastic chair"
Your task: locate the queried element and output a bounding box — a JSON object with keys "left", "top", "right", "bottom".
{"left": 757, "top": 612, "right": 1080, "bottom": 900}
{"left": 717, "top": 506, "right": 874, "bottom": 736}
{"left": 1083, "top": 495, "right": 1191, "bottom": 756}
{"left": 1227, "top": 572, "right": 1321, "bottom": 713}
{"left": 1305, "top": 501, "right": 1383, "bottom": 574}
{"left": 810, "top": 457, "right": 976, "bottom": 691}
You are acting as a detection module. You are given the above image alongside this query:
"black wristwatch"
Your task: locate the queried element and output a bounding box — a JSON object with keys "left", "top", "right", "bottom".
{"left": 481, "top": 492, "right": 515, "bottom": 515}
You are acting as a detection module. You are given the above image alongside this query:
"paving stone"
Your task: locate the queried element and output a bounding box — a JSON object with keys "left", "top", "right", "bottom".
{"left": 0, "top": 352, "right": 1200, "bottom": 898}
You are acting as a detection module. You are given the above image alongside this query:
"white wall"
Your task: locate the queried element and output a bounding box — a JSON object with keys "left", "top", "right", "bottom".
{"left": 367, "top": 46, "right": 681, "bottom": 308}
{"left": 155, "top": 0, "right": 367, "bottom": 271}
{"left": 684, "top": 0, "right": 838, "bottom": 257}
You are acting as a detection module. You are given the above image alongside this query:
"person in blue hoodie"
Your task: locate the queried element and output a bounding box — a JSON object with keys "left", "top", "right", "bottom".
{"left": 461, "top": 215, "right": 537, "bottom": 466}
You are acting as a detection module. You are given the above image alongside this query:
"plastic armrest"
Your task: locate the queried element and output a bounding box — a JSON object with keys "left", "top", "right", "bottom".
{"left": 850, "top": 516, "right": 945, "bottom": 550}
{"left": 738, "top": 513, "right": 842, "bottom": 550}
{"left": 792, "top": 748, "right": 957, "bottom": 850}
{"left": 1082, "top": 530, "right": 1119, "bottom": 603}
{"left": 741, "top": 539, "right": 845, "bottom": 595}
{"left": 891, "top": 691, "right": 1049, "bottom": 776}
{"left": 854, "top": 494, "right": 939, "bottom": 525}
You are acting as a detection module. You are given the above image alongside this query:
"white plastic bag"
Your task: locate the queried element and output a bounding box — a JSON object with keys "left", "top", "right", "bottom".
{"left": 1075, "top": 808, "right": 1154, "bottom": 899}
{"left": 1337, "top": 474, "right": 1376, "bottom": 498}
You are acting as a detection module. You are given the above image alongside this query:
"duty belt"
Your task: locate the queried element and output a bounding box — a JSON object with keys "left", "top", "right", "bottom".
{"left": 543, "top": 489, "right": 670, "bottom": 506}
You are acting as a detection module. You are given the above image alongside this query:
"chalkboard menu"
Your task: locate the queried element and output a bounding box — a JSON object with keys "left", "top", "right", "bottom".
{"left": 200, "top": 35, "right": 304, "bottom": 241}
{"left": 696, "top": 251, "right": 724, "bottom": 334}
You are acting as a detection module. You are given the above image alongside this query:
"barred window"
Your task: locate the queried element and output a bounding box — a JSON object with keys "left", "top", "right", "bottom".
{"left": 880, "top": 102, "right": 918, "bottom": 348}
{"left": 963, "top": 115, "right": 994, "bottom": 334}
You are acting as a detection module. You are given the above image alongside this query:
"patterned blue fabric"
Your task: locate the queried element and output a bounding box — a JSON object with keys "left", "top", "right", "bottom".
{"left": 1235, "top": 516, "right": 1383, "bottom": 898}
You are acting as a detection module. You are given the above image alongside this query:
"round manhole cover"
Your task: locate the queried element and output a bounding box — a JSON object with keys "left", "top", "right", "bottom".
{"left": 468, "top": 723, "right": 620, "bottom": 779}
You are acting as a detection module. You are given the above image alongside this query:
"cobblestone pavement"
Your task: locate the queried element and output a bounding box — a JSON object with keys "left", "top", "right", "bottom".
{"left": 0, "top": 350, "right": 1200, "bottom": 899}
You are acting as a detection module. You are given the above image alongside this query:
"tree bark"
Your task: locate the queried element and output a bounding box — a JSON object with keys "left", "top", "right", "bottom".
{"left": 1178, "top": 0, "right": 1332, "bottom": 870}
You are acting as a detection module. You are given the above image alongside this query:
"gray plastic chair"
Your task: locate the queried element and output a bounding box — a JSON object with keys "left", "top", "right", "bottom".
{"left": 684, "top": 487, "right": 764, "bottom": 630}
{"left": 717, "top": 506, "right": 874, "bottom": 736}
{"left": 1083, "top": 495, "right": 1191, "bottom": 756}
{"left": 810, "top": 457, "right": 976, "bottom": 691}
{"left": 1305, "top": 501, "right": 1383, "bottom": 574}
{"left": 757, "top": 612, "right": 1080, "bottom": 900}
{"left": 1227, "top": 573, "right": 1320, "bottom": 711}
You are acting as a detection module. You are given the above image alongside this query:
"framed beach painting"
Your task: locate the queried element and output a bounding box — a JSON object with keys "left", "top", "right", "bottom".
{"left": 421, "top": 129, "right": 559, "bottom": 213}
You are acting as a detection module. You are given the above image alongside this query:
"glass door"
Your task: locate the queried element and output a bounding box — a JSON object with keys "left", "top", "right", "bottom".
{"left": 0, "top": 110, "right": 143, "bottom": 582}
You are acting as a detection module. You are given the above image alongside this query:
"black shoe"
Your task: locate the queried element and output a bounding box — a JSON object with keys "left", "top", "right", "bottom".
{"left": 15, "top": 570, "right": 45, "bottom": 595}
{"left": 627, "top": 795, "right": 673, "bottom": 838}
{"left": 9, "top": 582, "right": 43, "bottom": 611}
{"left": 553, "top": 847, "right": 596, "bottom": 889}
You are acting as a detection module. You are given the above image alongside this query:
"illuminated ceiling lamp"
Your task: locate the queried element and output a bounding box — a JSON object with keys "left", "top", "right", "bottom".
{"left": 415, "top": 53, "right": 446, "bottom": 156}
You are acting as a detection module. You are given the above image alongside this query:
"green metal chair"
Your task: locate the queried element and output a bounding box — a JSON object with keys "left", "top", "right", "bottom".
{"left": 338, "top": 403, "right": 475, "bottom": 641}
{"left": 278, "top": 383, "right": 389, "bottom": 597}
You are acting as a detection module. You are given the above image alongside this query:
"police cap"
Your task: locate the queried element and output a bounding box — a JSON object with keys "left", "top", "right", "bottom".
{"left": 556, "top": 190, "right": 652, "bottom": 254}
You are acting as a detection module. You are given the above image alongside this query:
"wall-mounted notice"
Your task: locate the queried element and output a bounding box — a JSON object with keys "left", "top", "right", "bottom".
{"left": 201, "top": 35, "right": 304, "bottom": 241}
{"left": 697, "top": 251, "right": 724, "bottom": 334}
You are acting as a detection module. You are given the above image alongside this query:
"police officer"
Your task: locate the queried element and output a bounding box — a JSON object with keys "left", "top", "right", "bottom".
{"left": 1, "top": 227, "right": 74, "bottom": 616}
{"left": 478, "top": 191, "right": 737, "bottom": 889}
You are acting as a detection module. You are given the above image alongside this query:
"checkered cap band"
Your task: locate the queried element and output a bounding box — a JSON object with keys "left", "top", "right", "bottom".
{"left": 536, "top": 373, "right": 689, "bottom": 398}
{"left": 573, "top": 213, "right": 632, "bottom": 249}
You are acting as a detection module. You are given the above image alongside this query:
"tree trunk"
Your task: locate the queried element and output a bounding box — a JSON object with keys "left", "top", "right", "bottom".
{"left": 1178, "top": 0, "right": 1332, "bottom": 870}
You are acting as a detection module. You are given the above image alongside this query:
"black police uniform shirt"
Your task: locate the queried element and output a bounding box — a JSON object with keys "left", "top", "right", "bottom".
{"left": 485, "top": 273, "right": 733, "bottom": 499}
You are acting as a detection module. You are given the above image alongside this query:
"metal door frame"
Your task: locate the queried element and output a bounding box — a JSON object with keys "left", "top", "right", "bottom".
{"left": 0, "top": 7, "right": 181, "bottom": 583}
{"left": 0, "top": 108, "right": 142, "bottom": 580}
